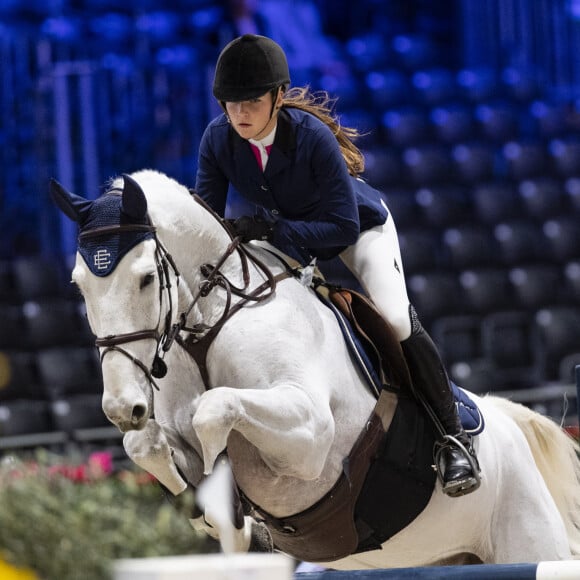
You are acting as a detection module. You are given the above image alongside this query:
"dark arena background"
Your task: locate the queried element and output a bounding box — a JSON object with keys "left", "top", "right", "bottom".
{"left": 1, "top": 0, "right": 580, "bottom": 462}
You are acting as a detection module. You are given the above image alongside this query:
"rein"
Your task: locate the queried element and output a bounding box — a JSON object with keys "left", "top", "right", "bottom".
{"left": 86, "top": 195, "right": 293, "bottom": 393}
{"left": 175, "top": 196, "right": 293, "bottom": 386}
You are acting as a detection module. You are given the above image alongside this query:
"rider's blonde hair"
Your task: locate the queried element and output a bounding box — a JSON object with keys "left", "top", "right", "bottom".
{"left": 281, "top": 87, "right": 365, "bottom": 176}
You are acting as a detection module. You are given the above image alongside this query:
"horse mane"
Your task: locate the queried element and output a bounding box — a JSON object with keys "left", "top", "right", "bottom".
{"left": 109, "top": 169, "right": 191, "bottom": 200}
{"left": 116, "top": 170, "right": 200, "bottom": 234}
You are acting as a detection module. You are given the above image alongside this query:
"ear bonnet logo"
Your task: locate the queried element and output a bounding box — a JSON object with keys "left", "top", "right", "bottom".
{"left": 78, "top": 194, "right": 153, "bottom": 277}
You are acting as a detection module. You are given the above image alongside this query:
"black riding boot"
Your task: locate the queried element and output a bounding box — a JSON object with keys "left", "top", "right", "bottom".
{"left": 400, "top": 307, "right": 481, "bottom": 497}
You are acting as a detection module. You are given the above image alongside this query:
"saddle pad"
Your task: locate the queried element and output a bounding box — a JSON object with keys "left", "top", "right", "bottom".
{"left": 323, "top": 296, "right": 383, "bottom": 398}
{"left": 320, "top": 293, "right": 485, "bottom": 436}
{"left": 452, "top": 382, "right": 485, "bottom": 435}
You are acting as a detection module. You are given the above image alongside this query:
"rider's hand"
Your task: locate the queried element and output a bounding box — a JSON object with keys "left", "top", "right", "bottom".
{"left": 232, "top": 216, "right": 273, "bottom": 243}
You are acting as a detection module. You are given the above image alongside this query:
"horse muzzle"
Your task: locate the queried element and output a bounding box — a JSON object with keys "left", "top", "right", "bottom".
{"left": 103, "top": 395, "right": 150, "bottom": 433}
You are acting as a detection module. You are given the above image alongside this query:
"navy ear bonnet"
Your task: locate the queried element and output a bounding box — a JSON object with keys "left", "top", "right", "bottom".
{"left": 49, "top": 175, "right": 155, "bottom": 277}
{"left": 78, "top": 193, "right": 154, "bottom": 276}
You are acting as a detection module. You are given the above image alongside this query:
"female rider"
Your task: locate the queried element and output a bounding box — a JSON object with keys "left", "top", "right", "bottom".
{"left": 195, "top": 33, "right": 480, "bottom": 497}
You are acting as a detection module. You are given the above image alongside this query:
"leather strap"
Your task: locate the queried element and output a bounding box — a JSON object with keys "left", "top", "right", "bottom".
{"left": 79, "top": 223, "right": 155, "bottom": 239}
{"left": 177, "top": 270, "right": 293, "bottom": 387}
{"left": 243, "top": 389, "right": 398, "bottom": 562}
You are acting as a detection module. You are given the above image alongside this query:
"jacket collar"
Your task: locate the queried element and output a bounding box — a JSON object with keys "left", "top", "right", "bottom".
{"left": 265, "top": 109, "right": 295, "bottom": 177}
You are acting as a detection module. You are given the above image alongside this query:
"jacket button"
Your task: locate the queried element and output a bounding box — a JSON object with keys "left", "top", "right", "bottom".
{"left": 271, "top": 209, "right": 279, "bottom": 215}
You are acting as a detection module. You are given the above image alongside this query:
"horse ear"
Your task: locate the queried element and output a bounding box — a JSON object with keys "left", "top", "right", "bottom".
{"left": 49, "top": 178, "right": 93, "bottom": 224}
{"left": 121, "top": 174, "right": 148, "bottom": 220}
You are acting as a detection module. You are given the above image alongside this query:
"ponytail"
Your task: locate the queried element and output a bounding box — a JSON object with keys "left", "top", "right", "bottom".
{"left": 281, "top": 87, "right": 365, "bottom": 176}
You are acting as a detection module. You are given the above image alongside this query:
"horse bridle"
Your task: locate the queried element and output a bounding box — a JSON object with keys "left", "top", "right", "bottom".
{"left": 84, "top": 196, "right": 290, "bottom": 394}
{"left": 82, "top": 222, "right": 179, "bottom": 391}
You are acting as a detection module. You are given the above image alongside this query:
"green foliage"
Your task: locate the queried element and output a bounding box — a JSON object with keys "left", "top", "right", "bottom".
{"left": 0, "top": 450, "right": 208, "bottom": 580}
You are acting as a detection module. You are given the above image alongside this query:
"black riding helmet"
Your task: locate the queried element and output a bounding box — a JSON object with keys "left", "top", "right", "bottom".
{"left": 213, "top": 34, "right": 291, "bottom": 102}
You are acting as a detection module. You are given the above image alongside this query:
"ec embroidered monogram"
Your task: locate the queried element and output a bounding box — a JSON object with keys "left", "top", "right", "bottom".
{"left": 94, "top": 248, "right": 112, "bottom": 270}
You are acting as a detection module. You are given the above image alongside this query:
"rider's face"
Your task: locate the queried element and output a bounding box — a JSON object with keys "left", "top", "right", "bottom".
{"left": 225, "top": 90, "right": 282, "bottom": 140}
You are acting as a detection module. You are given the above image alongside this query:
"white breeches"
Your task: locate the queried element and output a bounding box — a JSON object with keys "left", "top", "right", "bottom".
{"left": 339, "top": 211, "right": 412, "bottom": 341}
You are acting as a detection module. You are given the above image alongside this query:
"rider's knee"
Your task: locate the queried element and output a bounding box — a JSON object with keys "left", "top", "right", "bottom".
{"left": 383, "top": 307, "right": 413, "bottom": 341}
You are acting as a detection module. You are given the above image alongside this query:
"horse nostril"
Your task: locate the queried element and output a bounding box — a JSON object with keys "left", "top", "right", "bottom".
{"left": 131, "top": 403, "right": 147, "bottom": 424}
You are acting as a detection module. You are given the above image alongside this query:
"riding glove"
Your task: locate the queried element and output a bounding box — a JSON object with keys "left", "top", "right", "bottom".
{"left": 231, "top": 216, "right": 273, "bottom": 243}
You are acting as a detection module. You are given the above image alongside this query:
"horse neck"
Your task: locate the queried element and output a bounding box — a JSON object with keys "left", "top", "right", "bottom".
{"left": 156, "top": 202, "right": 249, "bottom": 325}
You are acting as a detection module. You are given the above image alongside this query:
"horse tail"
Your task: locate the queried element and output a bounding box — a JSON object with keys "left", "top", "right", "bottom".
{"left": 487, "top": 395, "right": 580, "bottom": 557}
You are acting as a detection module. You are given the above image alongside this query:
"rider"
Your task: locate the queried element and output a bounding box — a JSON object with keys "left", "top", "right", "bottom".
{"left": 195, "top": 33, "right": 480, "bottom": 497}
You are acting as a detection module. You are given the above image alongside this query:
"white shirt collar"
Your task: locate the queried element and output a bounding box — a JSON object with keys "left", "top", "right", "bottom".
{"left": 249, "top": 125, "right": 277, "bottom": 171}
{"left": 249, "top": 124, "right": 277, "bottom": 149}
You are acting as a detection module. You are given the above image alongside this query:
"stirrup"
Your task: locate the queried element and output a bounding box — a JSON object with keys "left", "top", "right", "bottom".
{"left": 433, "top": 434, "right": 481, "bottom": 498}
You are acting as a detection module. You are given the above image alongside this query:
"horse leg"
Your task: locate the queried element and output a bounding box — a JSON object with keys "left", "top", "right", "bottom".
{"left": 192, "top": 384, "right": 334, "bottom": 478}
{"left": 487, "top": 395, "right": 580, "bottom": 556}
{"left": 123, "top": 419, "right": 188, "bottom": 495}
{"left": 190, "top": 511, "right": 272, "bottom": 553}
{"left": 124, "top": 421, "right": 265, "bottom": 553}
{"left": 482, "top": 421, "right": 572, "bottom": 563}
{"left": 490, "top": 475, "right": 571, "bottom": 563}
{"left": 189, "top": 456, "right": 273, "bottom": 553}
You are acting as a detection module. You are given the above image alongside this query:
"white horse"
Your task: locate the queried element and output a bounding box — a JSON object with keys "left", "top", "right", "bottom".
{"left": 50, "top": 169, "right": 580, "bottom": 570}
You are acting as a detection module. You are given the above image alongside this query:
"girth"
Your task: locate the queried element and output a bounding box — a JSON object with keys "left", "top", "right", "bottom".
{"left": 244, "top": 388, "right": 399, "bottom": 562}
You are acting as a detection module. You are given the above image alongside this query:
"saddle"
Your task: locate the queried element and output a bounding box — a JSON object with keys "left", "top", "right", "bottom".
{"left": 326, "top": 287, "right": 413, "bottom": 393}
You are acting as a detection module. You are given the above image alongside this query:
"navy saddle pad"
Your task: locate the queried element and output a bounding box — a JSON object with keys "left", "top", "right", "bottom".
{"left": 323, "top": 295, "right": 485, "bottom": 436}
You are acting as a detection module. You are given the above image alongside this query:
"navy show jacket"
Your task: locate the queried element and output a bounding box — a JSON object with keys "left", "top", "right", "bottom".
{"left": 195, "top": 107, "right": 388, "bottom": 263}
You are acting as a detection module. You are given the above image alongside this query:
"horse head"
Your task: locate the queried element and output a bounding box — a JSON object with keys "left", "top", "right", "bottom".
{"left": 50, "top": 173, "right": 183, "bottom": 432}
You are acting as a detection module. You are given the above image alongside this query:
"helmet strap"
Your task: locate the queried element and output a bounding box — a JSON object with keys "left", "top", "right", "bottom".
{"left": 270, "top": 85, "right": 286, "bottom": 117}
{"left": 269, "top": 87, "right": 279, "bottom": 118}
{"left": 218, "top": 102, "right": 233, "bottom": 125}
{"left": 220, "top": 86, "right": 284, "bottom": 137}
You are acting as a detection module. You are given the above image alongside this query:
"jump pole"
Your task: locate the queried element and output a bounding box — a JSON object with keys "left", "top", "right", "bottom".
{"left": 296, "top": 561, "right": 580, "bottom": 579}
{"left": 113, "top": 553, "right": 293, "bottom": 580}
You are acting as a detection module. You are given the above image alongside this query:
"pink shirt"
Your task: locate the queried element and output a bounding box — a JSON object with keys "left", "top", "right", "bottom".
{"left": 249, "top": 143, "right": 273, "bottom": 171}
{"left": 249, "top": 125, "right": 276, "bottom": 171}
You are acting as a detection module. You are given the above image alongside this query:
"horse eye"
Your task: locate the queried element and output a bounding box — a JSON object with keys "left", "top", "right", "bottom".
{"left": 140, "top": 272, "right": 155, "bottom": 289}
